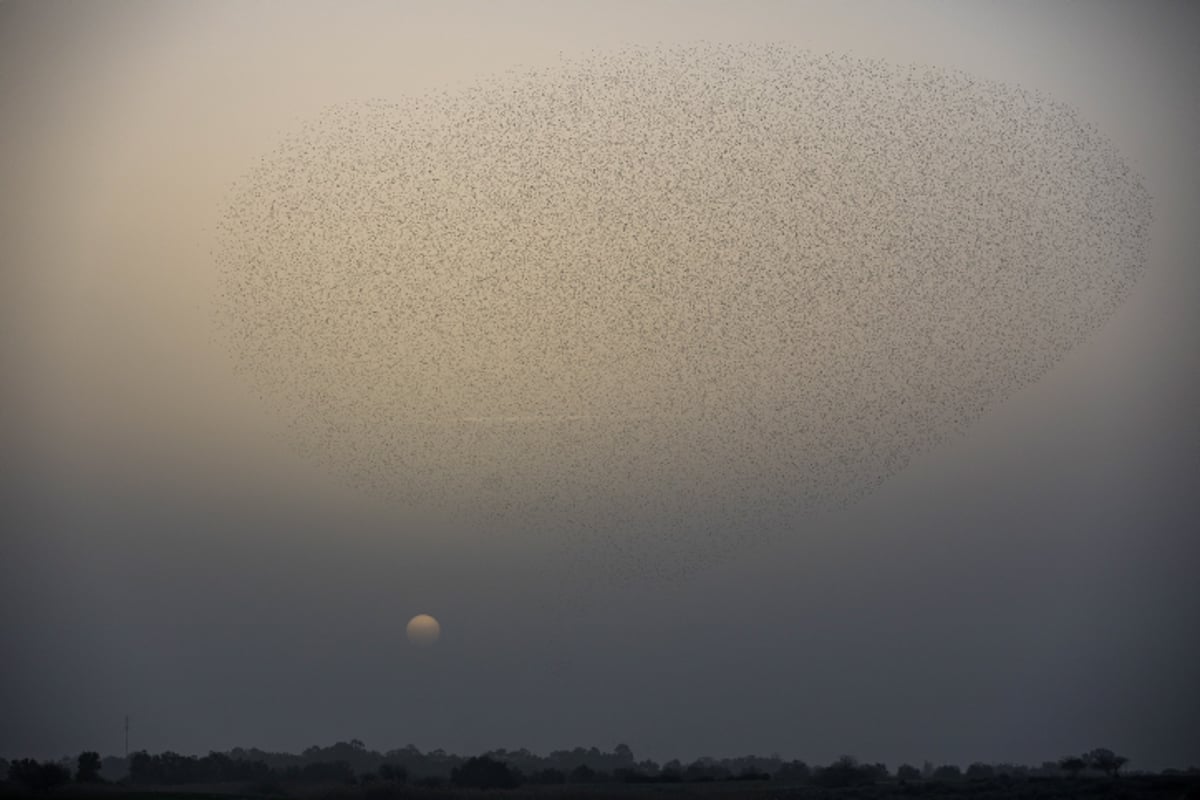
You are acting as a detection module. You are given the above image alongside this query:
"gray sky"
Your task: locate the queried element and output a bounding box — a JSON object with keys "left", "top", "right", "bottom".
{"left": 2, "top": 0, "right": 1198, "bottom": 771}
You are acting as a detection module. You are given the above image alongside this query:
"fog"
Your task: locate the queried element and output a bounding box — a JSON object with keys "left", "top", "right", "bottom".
{"left": 2, "top": 0, "right": 1197, "bottom": 771}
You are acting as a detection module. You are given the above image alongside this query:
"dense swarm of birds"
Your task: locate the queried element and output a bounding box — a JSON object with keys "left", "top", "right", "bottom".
{"left": 214, "top": 43, "right": 1152, "bottom": 581}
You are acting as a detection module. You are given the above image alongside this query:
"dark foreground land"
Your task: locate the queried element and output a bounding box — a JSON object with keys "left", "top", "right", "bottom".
{"left": 3, "top": 776, "right": 1199, "bottom": 800}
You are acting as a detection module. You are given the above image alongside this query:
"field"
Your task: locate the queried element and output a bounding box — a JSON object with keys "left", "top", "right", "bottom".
{"left": 3, "top": 775, "right": 1199, "bottom": 800}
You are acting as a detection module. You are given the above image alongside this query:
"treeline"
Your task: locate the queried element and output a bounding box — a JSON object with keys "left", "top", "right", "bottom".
{"left": 4, "top": 742, "right": 1195, "bottom": 792}
{"left": 3, "top": 752, "right": 102, "bottom": 792}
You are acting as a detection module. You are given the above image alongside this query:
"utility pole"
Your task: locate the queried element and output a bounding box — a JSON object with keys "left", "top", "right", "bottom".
{"left": 124, "top": 716, "right": 129, "bottom": 760}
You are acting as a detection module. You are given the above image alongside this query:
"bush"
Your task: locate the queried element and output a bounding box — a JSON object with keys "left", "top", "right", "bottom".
{"left": 814, "top": 756, "right": 880, "bottom": 788}
{"left": 932, "top": 764, "right": 963, "bottom": 780}
{"left": 377, "top": 763, "right": 407, "bottom": 783}
{"left": 76, "top": 751, "right": 103, "bottom": 783}
{"left": 246, "top": 779, "right": 288, "bottom": 796}
{"left": 8, "top": 759, "right": 71, "bottom": 791}
{"left": 451, "top": 756, "right": 521, "bottom": 789}
{"left": 775, "top": 760, "right": 811, "bottom": 783}
{"left": 568, "top": 763, "right": 597, "bottom": 783}
{"left": 283, "top": 760, "right": 355, "bottom": 784}
{"left": 528, "top": 767, "right": 566, "bottom": 784}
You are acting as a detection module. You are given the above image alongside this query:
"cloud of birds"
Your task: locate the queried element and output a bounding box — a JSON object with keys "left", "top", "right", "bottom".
{"left": 214, "top": 43, "right": 1152, "bottom": 579}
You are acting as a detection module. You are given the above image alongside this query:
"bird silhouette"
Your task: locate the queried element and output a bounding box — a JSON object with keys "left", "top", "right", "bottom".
{"left": 213, "top": 42, "right": 1152, "bottom": 586}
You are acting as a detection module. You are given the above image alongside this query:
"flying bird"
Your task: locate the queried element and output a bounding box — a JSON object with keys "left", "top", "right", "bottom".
{"left": 213, "top": 43, "right": 1152, "bottom": 584}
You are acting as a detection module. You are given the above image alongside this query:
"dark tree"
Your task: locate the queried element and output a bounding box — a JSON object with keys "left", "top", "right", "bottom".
{"left": 378, "top": 763, "right": 407, "bottom": 783}
{"left": 291, "top": 761, "right": 355, "bottom": 784}
{"left": 128, "top": 751, "right": 153, "bottom": 784}
{"left": 897, "top": 763, "right": 921, "bottom": 781}
{"left": 568, "top": 763, "right": 597, "bottom": 784}
{"left": 683, "top": 758, "right": 731, "bottom": 782}
{"left": 8, "top": 759, "right": 71, "bottom": 792}
{"left": 451, "top": 756, "right": 521, "bottom": 789}
{"left": 966, "top": 762, "right": 995, "bottom": 780}
{"left": 993, "top": 762, "right": 1027, "bottom": 778}
{"left": 528, "top": 767, "right": 566, "bottom": 785}
{"left": 76, "top": 751, "right": 103, "bottom": 783}
{"left": 932, "top": 764, "right": 963, "bottom": 780}
{"left": 1086, "top": 748, "right": 1128, "bottom": 778}
{"left": 814, "top": 755, "right": 878, "bottom": 788}
{"left": 775, "top": 760, "right": 811, "bottom": 783}
{"left": 1059, "top": 756, "right": 1087, "bottom": 778}
{"left": 8, "top": 760, "right": 41, "bottom": 788}
{"left": 614, "top": 767, "right": 649, "bottom": 782}
{"left": 42, "top": 762, "right": 70, "bottom": 790}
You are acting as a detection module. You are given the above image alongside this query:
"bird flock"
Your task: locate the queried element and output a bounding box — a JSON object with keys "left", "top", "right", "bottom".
{"left": 213, "top": 43, "right": 1153, "bottom": 580}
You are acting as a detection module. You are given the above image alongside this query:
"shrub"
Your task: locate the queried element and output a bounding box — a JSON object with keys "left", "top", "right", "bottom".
{"left": 451, "top": 756, "right": 521, "bottom": 789}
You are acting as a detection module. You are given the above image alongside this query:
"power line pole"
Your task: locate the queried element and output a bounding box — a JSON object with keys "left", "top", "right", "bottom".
{"left": 124, "top": 716, "right": 129, "bottom": 760}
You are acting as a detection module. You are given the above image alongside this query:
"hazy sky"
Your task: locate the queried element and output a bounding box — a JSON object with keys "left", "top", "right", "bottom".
{"left": 2, "top": 0, "right": 1198, "bottom": 770}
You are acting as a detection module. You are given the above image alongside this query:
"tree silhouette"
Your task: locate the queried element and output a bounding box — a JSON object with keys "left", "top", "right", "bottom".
{"left": 76, "top": 751, "right": 102, "bottom": 783}
{"left": 451, "top": 756, "right": 521, "bottom": 789}
{"left": 568, "top": 763, "right": 597, "bottom": 784}
{"left": 683, "top": 757, "right": 731, "bottom": 782}
{"left": 377, "top": 763, "right": 407, "bottom": 784}
{"left": 8, "top": 759, "right": 70, "bottom": 792}
{"left": 1086, "top": 748, "right": 1128, "bottom": 778}
{"left": 287, "top": 761, "right": 355, "bottom": 784}
{"left": 1, "top": 740, "right": 1168, "bottom": 793}
{"left": 8, "top": 760, "right": 39, "bottom": 788}
{"left": 932, "top": 764, "right": 963, "bottom": 780}
{"left": 527, "top": 767, "right": 566, "bottom": 785}
{"left": 814, "top": 755, "right": 880, "bottom": 788}
{"left": 775, "top": 760, "right": 811, "bottom": 783}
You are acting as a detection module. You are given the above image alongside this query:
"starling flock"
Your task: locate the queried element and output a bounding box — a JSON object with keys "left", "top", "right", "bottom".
{"left": 214, "top": 43, "right": 1153, "bottom": 581}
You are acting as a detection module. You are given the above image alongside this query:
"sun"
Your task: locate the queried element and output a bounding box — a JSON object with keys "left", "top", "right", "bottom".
{"left": 406, "top": 614, "right": 441, "bottom": 647}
